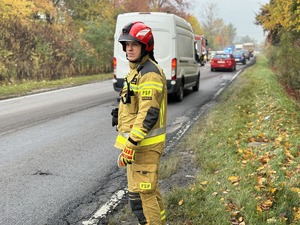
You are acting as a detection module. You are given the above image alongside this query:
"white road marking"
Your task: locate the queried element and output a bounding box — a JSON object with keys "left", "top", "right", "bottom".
{"left": 213, "top": 70, "right": 242, "bottom": 100}
{"left": 82, "top": 189, "right": 127, "bottom": 225}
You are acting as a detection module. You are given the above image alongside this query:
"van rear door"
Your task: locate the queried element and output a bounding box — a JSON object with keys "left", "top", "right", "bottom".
{"left": 176, "top": 27, "right": 199, "bottom": 88}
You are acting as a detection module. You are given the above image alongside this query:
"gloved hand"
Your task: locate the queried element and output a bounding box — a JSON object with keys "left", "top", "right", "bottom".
{"left": 117, "top": 146, "right": 135, "bottom": 168}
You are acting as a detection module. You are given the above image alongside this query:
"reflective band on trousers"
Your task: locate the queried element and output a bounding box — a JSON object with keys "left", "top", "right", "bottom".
{"left": 161, "top": 209, "right": 166, "bottom": 221}
{"left": 116, "top": 133, "right": 166, "bottom": 147}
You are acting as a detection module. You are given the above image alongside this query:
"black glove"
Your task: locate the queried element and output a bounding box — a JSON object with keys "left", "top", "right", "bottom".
{"left": 111, "top": 108, "right": 119, "bottom": 127}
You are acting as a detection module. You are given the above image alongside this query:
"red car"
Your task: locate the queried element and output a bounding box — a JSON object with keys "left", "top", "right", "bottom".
{"left": 211, "top": 53, "right": 236, "bottom": 72}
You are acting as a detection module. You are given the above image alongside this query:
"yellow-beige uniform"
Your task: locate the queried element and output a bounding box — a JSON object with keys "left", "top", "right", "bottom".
{"left": 114, "top": 54, "right": 167, "bottom": 225}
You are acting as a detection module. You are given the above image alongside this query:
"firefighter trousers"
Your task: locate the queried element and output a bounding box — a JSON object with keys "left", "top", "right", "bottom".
{"left": 127, "top": 150, "right": 166, "bottom": 225}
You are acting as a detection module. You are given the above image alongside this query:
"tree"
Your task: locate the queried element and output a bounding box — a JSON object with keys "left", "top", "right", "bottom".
{"left": 0, "top": 0, "right": 55, "bottom": 21}
{"left": 187, "top": 14, "right": 204, "bottom": 35}
{"left": 198, "top": 3, "right": 236, "bottom": 50}
{"left": 114, "top": 0, "right": 191, "bottom": 18}
{"left": 255, "top": 0, "right": 300, "bottom": 100}
{"left": 121, "top": 0, "right": 150, "bottom": 12}
{"left": 201, "top": 3, "right": 219, "bottom": 35}
{"left": 63, "top": 0, "right": 117, "bottom": 22}
{"left": 227, "top": 23, "right": 237, "bottom": 46}
{"left": 149, "top": 0, "right": 189, "bottom": 12}
{"left": 240, "top": 35, "right": 256, "bottom": 44}
{"left": 256, "top": 0, "right": 300, "bottom": 44}
{"left": 213, "top": 18, "right": 228, "bottom": 49}
{"left": 200, "top": 3, "right": 218, "bottom": 48}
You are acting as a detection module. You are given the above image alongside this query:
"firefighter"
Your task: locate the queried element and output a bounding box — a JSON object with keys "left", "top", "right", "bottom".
{"left": 112, "top": 21, "right": 167, "bottom": 225}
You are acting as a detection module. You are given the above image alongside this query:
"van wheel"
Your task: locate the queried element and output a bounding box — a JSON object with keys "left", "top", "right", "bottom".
{"left": 192, "top": 76, "right": 200, "bottom": 91}
{"left": 175, "top": 85, "right": 184, "bottom": 102}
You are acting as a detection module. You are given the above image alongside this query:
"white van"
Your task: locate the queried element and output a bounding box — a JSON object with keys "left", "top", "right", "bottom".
{"left": 113, "top": 12, "right": 201, "bottom": 101}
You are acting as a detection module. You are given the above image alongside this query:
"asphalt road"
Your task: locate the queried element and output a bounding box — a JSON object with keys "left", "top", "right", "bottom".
{"left": 0, "top": 60, "right": 253, "bottom": 225}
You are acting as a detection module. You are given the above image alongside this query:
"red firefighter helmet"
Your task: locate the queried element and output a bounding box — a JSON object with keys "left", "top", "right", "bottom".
{"left": 119, "top": 21, "right": 154, "bottom": 52}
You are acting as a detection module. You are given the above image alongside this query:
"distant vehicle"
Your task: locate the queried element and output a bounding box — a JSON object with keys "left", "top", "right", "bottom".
{"left": 223, "top": 47, "right": 234, "bottom": 54}
{"left": 233, "top": 51, "right": 246, "bottom": 65}
{"left": 240, "top": 50, "right": 251, "bottom": 60}
{"left": 194, "top": 34, "right": 208, "bottom": 66}
{"left": 235, "top": 44, "right": 243, "bottom": 51}
{"left": 211, "top": 53, "right": 236, "bottom": 72}
{"left": 113, "top": 12, "right": 201, "bottom": 102}
{"left": 243, "top": 42, "right": 255, "bottom": 57}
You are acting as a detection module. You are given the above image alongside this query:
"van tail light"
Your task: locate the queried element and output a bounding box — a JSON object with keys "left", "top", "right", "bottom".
{"left": 113, "top": 57, "right": 117, "bottom": 79}
{"left": 171, "top": 58, "right": 177, "bottom": 80}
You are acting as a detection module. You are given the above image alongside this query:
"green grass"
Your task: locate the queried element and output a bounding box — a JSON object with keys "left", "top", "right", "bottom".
{"left": 0, "top": 73, "right": 113, "bottom": 100}
{"left": 159, "top": 154, "right": 181, "bottom": 180}
{"left": 165, "top": 54, "right": 300, "bottom": 225}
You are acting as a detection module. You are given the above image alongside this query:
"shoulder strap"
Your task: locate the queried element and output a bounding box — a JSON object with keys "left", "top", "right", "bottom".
{"left": 139, "top": 59, "right": 162, "bottom": 76}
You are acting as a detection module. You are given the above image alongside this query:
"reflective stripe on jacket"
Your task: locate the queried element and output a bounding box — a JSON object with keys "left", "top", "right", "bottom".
{"left": 114, "top": 55, "right": 167, "bottom": 152}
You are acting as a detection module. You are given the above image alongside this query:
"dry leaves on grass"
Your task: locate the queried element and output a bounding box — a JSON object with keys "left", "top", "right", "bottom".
{"left": 226, "top": 103, "right": 300, "bottom": 224}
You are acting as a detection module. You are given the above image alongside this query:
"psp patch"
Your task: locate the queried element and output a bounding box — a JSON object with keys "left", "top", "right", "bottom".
{"left": 141, "top": 89, "right": 152, "bottom": 100}
{"left": 139, "top": 182, "right": 152, "bottom": 190}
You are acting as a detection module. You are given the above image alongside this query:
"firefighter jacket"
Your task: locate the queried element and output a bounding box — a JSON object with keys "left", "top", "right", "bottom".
{"left": 114, "top": 55, "right": 167, "bottom": 153}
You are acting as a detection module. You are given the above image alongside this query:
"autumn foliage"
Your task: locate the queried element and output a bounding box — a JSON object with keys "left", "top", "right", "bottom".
{"left": 0, "top": 0, "right": 197, "bottom": 84}
{"left": 256, "top": 0, "right": 300, "bottom": 101}
{"left": 0, "top": 0, "right": 110, "bottom": 83}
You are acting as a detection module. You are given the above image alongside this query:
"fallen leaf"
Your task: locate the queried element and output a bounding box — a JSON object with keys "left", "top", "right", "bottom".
{"left": 291, "top": 187, "right": 300, "bottom": 193}
{"left": 228, "top": 176, "right": 241, "bottom": 184}
{"left": 275, "top": 136, "right": 283, "bottom": 142}
{"left": 178, "top": 199, "right": 184, "bottom": 206}
{"left": 258, "top": 199, "right": 273, "bottom": 211}
{"left": 269, "top": 187, "right": 277, "bottom": 194}
{"left": 267, "top": 217, "right": 277, "bottom": 223}
{"left": 293, "top": 207, "right": 300, "bottom": 221}
{"left": 257, "top": 204, "right": 263, "bottom": 212}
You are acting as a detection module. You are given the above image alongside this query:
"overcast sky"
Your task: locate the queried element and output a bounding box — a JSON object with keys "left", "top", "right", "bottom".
{"left": 190, "top": 0, "right": 270, "bottom": 43}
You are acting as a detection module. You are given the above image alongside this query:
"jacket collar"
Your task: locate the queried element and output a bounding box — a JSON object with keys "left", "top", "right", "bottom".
{"left": 129, "top": 55, "right": 150, "bottom": 70}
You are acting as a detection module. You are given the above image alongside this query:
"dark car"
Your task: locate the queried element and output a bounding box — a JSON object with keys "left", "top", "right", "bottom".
{"left": 233, "top": 51, "right": 246, "bottom": 65}
{"left": 241, "top": 50, "right": 251, "bottom": 60}
{"left": 211, "top": 53, "right": 236, "bottom": 72}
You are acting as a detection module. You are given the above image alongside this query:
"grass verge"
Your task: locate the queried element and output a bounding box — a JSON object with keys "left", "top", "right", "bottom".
{"left": 0, "top": 73, "right": 113, "bottom": 100}
{"left": 165, "top": 54, "right": 300, "bottom": 225}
